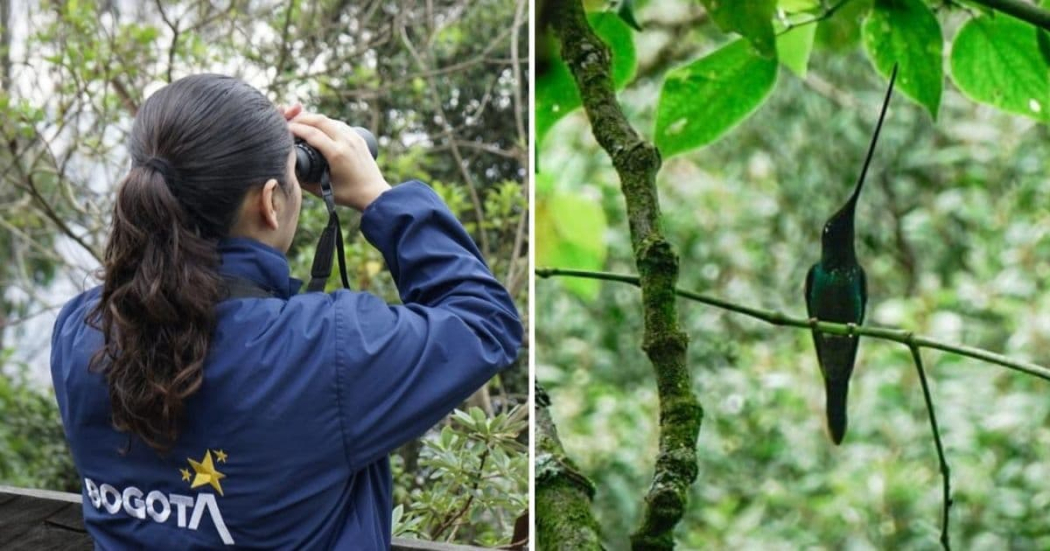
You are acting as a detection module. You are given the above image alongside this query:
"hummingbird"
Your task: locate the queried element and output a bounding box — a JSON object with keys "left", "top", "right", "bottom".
{"left": 804, "top": 64, "right": 897, "bottom": 445}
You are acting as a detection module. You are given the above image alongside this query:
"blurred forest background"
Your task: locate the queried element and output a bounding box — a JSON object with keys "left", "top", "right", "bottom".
{"left": 0, "top": 0, "right": 528, "bottom": 546}
{"left": 537, "top": 0, "right": 1050, "bottom": 549}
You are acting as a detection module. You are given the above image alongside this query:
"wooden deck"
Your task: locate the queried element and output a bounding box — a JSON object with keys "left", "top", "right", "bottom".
{"left": 0, "top": 486, "right": 492, "bottom": 550}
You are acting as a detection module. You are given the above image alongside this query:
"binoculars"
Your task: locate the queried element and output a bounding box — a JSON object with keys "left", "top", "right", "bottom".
{"left": 294, "top": 126, "right": 379, "bottom": 184}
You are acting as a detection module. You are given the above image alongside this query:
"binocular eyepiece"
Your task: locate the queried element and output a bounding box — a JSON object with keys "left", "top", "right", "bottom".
{"left": 294, "top": 126, "right": 379, "bottom": 184}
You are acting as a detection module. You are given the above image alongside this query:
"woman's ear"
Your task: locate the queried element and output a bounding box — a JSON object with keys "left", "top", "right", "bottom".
{"left": 260, "top": 179, "right": 281, "bottom": 230}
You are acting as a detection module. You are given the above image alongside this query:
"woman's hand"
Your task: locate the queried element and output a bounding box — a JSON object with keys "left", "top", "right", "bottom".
{"left": 285, "top": 108, "right": 391, "bottom": 211}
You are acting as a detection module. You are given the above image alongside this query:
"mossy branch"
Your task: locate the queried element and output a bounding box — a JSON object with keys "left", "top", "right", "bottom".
{"left": 535, "top": 267, "right": 1050, "bottom": 382}
{"left": 549, "top": 2, "right": 702, "bottom": 549}
{"left": 535, "top": 385, "right": 604, "bottom": 550}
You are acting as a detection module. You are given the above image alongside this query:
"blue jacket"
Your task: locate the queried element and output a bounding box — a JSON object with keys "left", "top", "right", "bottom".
{"left": 50, "top": 181, "right": 523, "bottom": 550}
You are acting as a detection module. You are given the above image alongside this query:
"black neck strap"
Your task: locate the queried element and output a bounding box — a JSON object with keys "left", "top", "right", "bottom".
{"left": 306, "top": 171, "right": 351, "bottom": 293}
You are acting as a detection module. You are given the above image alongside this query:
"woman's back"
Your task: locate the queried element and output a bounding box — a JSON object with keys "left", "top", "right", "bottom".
{"left": 49, "top": 75, "right": 521, "bottom": 550}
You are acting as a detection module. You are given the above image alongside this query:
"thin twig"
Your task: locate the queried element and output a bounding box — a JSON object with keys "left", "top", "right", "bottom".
{"left": 535, "top": 267, "right": 1050, "bottom": 382}
{"left": 505, "top": 0, "right": 529, "bottom": 291}
{"left": 273, "top": 0, "right": 297, "bottom": 79}
{"left": 777, "top": 0, "right": 854, "bottom": 35}
{"left": 431, "top": 448, "right": 489, "bottom": 540}
{"left": 968, "top": 0, "right": 1050, "bottom": 31}
{"left": 153, "top": 0, "right": 180, "bottom": 84}
{"left": 907, "top": 344, "right": 952, "bottom": 550}
{"left": 0, "top": 304, "right": 63, "bottom": 329}
{"left": 398, "top": 19, "right": 491, "bottom": 256}
{"left": 5, "top": 141, "right": 102, "bottom": 262}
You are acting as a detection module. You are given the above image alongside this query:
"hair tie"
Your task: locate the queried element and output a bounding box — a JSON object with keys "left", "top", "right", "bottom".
{"left": 142, "top": 156, "right": 178, "bottom": 185}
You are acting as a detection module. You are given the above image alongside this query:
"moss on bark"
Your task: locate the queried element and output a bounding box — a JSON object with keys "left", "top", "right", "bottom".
{"left": 534, "top": 385, "right": 603, "bottom": 550}
{"left": 543, "top": 2, "right": 705, "bottom": 549}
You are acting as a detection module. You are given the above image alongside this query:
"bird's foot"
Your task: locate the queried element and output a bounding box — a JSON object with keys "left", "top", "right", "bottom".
{"left": 808, "top": 317, "right": 820, "bottom": 331}
{"left": 847, "top": 322, "right": 857, "bottom": 337}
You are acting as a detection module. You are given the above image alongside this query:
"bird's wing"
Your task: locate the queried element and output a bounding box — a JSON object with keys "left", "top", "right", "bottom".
{"left": 804, "top": 264, "right": 816, "bottom": 319}
{"left": 858, "top": 266, "right": 868, "bottom": 325}
{"left": 804, "top": 264, "right": 828, "bottom": 371}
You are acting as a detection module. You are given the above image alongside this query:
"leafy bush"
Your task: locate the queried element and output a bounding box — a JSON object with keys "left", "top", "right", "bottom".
{"left": 393, "top": 406, "right": 529, "bottom": 546}
{"left": 0, "top": 355, "right": 78, "bottom": 493}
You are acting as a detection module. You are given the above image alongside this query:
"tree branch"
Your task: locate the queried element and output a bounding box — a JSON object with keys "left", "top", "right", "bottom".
{"left": 535, "top": 385, "right": 603, "bottom": 549}
{"left": 398, "top": 19, "right": 491, "bottom": 257}
{"left": 535, "top": 267, "right": 1050, "bottom": 382}
{"left": 907, "top": 344, "right": 952, "bottom": 550}
{"left": 273, "top": 0, "right": 297, "bottom": 79}
{"left": 549, "top": 2, "right": 702, "bottom": 549}
{"left": 5, "top": 140, "right": 102, "bottom": 263}
{"left": 154, "top": 0, "right": 180, "bottom": 84}
{"left": 968, "top": 0, "right": 1050, "bottom": 30}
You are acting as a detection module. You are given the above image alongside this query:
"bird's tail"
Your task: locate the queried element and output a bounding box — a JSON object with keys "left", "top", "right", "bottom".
{"left": 825, "top": 377, "right": 850, "bottom": 445}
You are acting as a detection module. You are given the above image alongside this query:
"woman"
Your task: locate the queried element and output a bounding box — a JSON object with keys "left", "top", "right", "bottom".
{"left": 49, "top": 74, "right": 522, "bottom": 549}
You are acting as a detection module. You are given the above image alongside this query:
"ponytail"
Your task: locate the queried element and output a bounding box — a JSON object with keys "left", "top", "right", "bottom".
{"left": 86, "top": 73, "right": 293, "bottom": 453}
{"left": 88, "top": 164, "right": 223, "bottom": 453}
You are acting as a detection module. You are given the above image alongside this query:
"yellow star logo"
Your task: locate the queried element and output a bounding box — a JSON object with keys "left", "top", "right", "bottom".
{"left": 214, "top": 449, "right": 228, "bottom": 463}
{"left": 187, "top": 450, "right": 226, "bottom": 496}
{"left": 180, "top": 468, "right": 191, "bottom": 482}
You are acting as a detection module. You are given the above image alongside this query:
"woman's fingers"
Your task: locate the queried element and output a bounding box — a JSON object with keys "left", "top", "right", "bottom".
{"left": 289, "top": 121, "right": 341, "bottom": 160}
{"left": 283, "top": 103, "right": 302, "bottom": 121}
{"left": 276, "top": 103, "right": 302, "bottom": 121}
{"left": 288, "top": 113, "right": 367, "bottom": 153}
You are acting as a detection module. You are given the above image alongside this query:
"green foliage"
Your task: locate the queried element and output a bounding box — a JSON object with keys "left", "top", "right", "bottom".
{"left": 699, "top": 0, "right": 777, "bottom": 57}
{"left": 392, "top": 406, "right": 529, "bottom": 546}
{"left": 862, "top": 0, "right": 943, "bottom": 118}
{"left": 0, "top": 358, "right": 78, "bottom": 493}
{"left": 950, "top": 13, "right": 1050, "bottom": 122}
{"left": 535, "top": 12, "right": 637, "bottom": 145}
{"left": 654, "top": 39, "right": 778, "bottom": 157}
{"left": 537, "top": 1, "right": 1050, "bottom": 547}
{"left": 548, "top": 1, "right": 1050, "bottom": 163}
{"left": 535, "top": 173, "right": 608, "bottom": 301}
{"left": 775, "top": 19, "right": 817, "bottom": 78}
{"left": 815, "top": 0, "right": 873, "bottom": 50}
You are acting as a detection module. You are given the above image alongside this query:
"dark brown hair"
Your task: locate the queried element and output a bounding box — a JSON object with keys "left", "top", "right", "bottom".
{"left": 88, "top": 74, "right": 292, "bottom": 453}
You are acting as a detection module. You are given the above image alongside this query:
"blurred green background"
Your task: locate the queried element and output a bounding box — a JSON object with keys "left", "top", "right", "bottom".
{"left": 0, "top": 0, "right": 527, "bottom": 546}
{"left": 537, "top": 1, "right": 1050, "bottom": 549}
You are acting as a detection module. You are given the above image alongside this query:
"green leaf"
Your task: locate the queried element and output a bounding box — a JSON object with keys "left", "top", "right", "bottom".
{"left": 535, "top": 179, "right": 608, "bottom": 301}
{"left": 453, "top": 409, "right": 475, "bottom": 429}
{"left": 699, "top": 0, "right": 777, "bottom": 57}
{"left": 815, "top": 0, "right": 872, "bottom": 50}
{"left": 779, "top": 0, "right": 819, "bottom": 12}
{"left": 862, "top": 0, "right": 943, "bottom": 119}
{"left": 776, "top": 18, "right": 817, "bottom": 77}
{"left": 654, "top": 39, "right": 778, "bottom": 157}
{"left": 617, "top": 0, "right": 643, "bottom": 31}
{"left": 535, "top": 12, "right": 637, "bottom": 145}
{"left": 1038, "top": 29, "right": 1050, "bottom": 67}
{"left": 950, "top": 14, "right": 1050, "bottom": 122}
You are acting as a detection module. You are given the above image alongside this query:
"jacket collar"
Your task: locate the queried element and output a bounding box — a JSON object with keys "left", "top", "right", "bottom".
{"left": 217, "top": 237, "right": 303, "bottom": 299}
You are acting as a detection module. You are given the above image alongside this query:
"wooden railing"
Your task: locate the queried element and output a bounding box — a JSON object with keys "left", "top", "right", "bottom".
{"left": 0, "top": 486, "right": 492, "bottom": 550}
